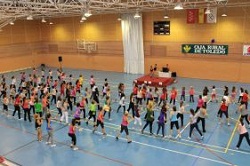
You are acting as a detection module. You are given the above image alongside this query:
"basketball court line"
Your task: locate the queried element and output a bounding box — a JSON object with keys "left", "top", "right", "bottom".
{"left": 3, "top": 106, "right": 249, "bottom": 156}
{"left": 0, "top": 107, "right": 246, "bottom": 165}
{"left": 4, "top": 105, "right": 240, "bottom": 155}
{"left": 81, "top": 128, "right": 235, "bottom": 166}
{"left": 0, "top": 109, "right": 243, "bottom": 166}
{"left": 225, "top": 114, "right": 241, "bottom": 153}
{"left": 0, "top": 121, "right": 132, "bottom": 166}
{"left": 48, "top": 112, "right": 227, "bottom": 154}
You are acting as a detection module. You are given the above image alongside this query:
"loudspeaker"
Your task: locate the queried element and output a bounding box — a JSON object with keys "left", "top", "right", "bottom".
{"left": 171, "top": 72, "right": 177, "bottom": 77}
{"left": 58, "top": 56, "right": 62, "bottom": 62}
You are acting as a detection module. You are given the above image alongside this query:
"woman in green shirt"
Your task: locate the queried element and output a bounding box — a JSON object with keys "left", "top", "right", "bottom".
{"left": 34, "top": 98, "right": 42, "bottom": 118}
{"left": 141, "top": 104, "right": 154, "bottom": 135}
{"left": 86, "top": 100, "right": 97, "bottom": 126}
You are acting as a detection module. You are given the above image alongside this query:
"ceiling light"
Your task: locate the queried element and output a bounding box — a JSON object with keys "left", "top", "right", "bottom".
{"left": 205, "top": 4, "right": 211, "bottom": 14}
{"left": 49, "top": 22, "right": 53, "bottom": 25}
{"left": 81, "top": 16, "right": 87, "bottom": 21}
{"left": 134, "top": 10, "right": 141, "bottom": 19}
{"left": 205, "top": 8, "right": 211, "bottom": 14}
{"left": 26, "top": 15, "right": 33, "bottom": 20}
{"left": 174, "top": 0, "right": 183, "bottom": 10}
{"left": 221, "top": 6, "right": 227, "bottom": 17}
{"left": 164, "top": 14, "right": 169, "bottom": 19}
{"left": 84, "top": 10, "right": 92, "bottom": 17}
{"left": 117, "top": 15, "right": 122, "bottom": 21}
{"left": 10, "top": 21, "right": 14, "bottom": 25}
{"left": 42, "top": 18, "right": 47, "bottom": 23}
{"left": 221, "top": 13, "right": 227, "bottom": 17}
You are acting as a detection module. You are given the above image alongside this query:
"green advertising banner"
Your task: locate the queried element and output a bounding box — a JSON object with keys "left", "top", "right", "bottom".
{"left": 182, "top": 44, "right": 228, "bottom": 55}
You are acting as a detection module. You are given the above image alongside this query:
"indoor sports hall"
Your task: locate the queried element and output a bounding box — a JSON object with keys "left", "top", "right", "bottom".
{"left": 0, "top": 0, "right": 250, "bottom": 166}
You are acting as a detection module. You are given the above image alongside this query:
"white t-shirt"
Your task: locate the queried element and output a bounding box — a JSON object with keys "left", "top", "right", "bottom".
{"left": 190, "top": 114, "right": 197, "bottom": 124}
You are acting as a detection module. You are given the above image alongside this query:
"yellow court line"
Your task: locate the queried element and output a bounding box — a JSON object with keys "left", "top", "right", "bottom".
{"left": 48, "top": 108, "right": 224, "bottom": 153}
{"left": 224, "top": 114, "right": 241, "bottom": 153}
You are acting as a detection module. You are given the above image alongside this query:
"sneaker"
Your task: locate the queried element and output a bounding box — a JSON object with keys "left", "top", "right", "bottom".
{"left": 51, "top": 144, "right": 56, "bottom": 147}
{"left": 46, "top": 142, "right": 51, "bottom": 144}
{"left": 168, "top": 135, "right": 172, "bottom": 139}
{"left": 187, "top": 136, "right": 191, "bottom": 140}
{"left": 141, "top": 130, "right": 144, "bottom": 134}
{"left": 227, "top": 123, "right": 231, "bottom": 126}
{"left": 127, "top": 140, "right": 132, "bottom": 143}
{"left": 18, "top": 118, "right": 23, "bottom": 120}
{"left": 219, "top": 121, "right": 222, "bottom": 125}
{"left": 108, "top": 118, "right": 112, "bottom": 121}
{"left": 178, "top": 135, "right": 182, "bottom": 139}
{"left": 70, "top": 144, "right": 73, "bottom": 148}
{"left": 201, "top": 136, "right": 204, "bottom": 140}
{"left": 86, "top": 121, "right": 88, "bottom": 125}
{"left": 103, "top": 133, "right": 107, "bottom": 136}
{"left": 73, "top": 147, "right": 78, "bottom": 151}
{"left": 116, "top": 136, "right": 119, "bottom": 140}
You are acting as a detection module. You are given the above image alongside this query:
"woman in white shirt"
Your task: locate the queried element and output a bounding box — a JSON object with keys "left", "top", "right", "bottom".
{"left": 60, "top": 99, "right": 69, "bottom": 124}
{"left": 236, "top": 117, "right": 250, "bottom": 149}
{"left": 117, "top": 93, "right": 126, "bottom": 113}
{"left": 188, "top": 108, "right": 204, "bottom": 140}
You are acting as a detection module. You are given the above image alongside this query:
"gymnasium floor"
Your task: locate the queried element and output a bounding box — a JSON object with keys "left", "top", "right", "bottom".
{"left": 0, "top": 67, "right": 250, "bottom": 166}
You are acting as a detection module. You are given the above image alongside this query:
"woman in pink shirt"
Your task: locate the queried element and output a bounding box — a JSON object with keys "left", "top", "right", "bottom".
{"left": 23, "top": 97, "right": 31, "bottom": 122}
{"left": 195, "top": 95, "right": 204, "bottom": 113}
{"left": 68, "top": 119, "right": 78, "bottom": 150}
{"left": 169, "top": 87, "right": 177, "bottom": 105}
{"left": 90, "top": 75, "right": 95, "bottom": 89}
{"left": 116, "top": 111, "right": 132, "bottom": 143}
{"left": 70, "top": 86, "right": 77, "bottom": 105}
{"left": 93, "top": 108, "right": 107, "bottom": 135}
{"left": 236, "top": 117, "right": 250, "bottom": 149}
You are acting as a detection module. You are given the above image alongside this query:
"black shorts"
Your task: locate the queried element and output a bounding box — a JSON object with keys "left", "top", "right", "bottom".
{"left": 96, "top": 120, "right": 104, "bottom": 128}
{"left": 170, "top": 121, "right": 179, "bottom": 130}
{"left": 220, "top": 110, "right": 228, "bottom": 118}
{"left": 75, "top": 117, "right": 81, "bottom": 121}
{"left": 3, "top": 104, "right": 8, "bottom": 111}
{"left": 120, "top": 124, "right": 129, "bottom": 135}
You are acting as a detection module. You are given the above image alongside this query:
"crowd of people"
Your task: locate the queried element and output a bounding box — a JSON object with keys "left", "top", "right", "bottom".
{"left": 0, "top": 67, "right": 250, "bottom": 151}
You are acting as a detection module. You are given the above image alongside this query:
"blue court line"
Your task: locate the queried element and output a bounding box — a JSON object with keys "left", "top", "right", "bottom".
{"left": 3, "top": 107, "right": 250, "bottom": 156}
{"left": 190, "top": 122, "right": 234, "bottom": 166}
{"left": 82, "top": 127, "right": 234, "bottom": 166}
{"left": 0, "top": 121, "right": 132, "bottom": 166}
